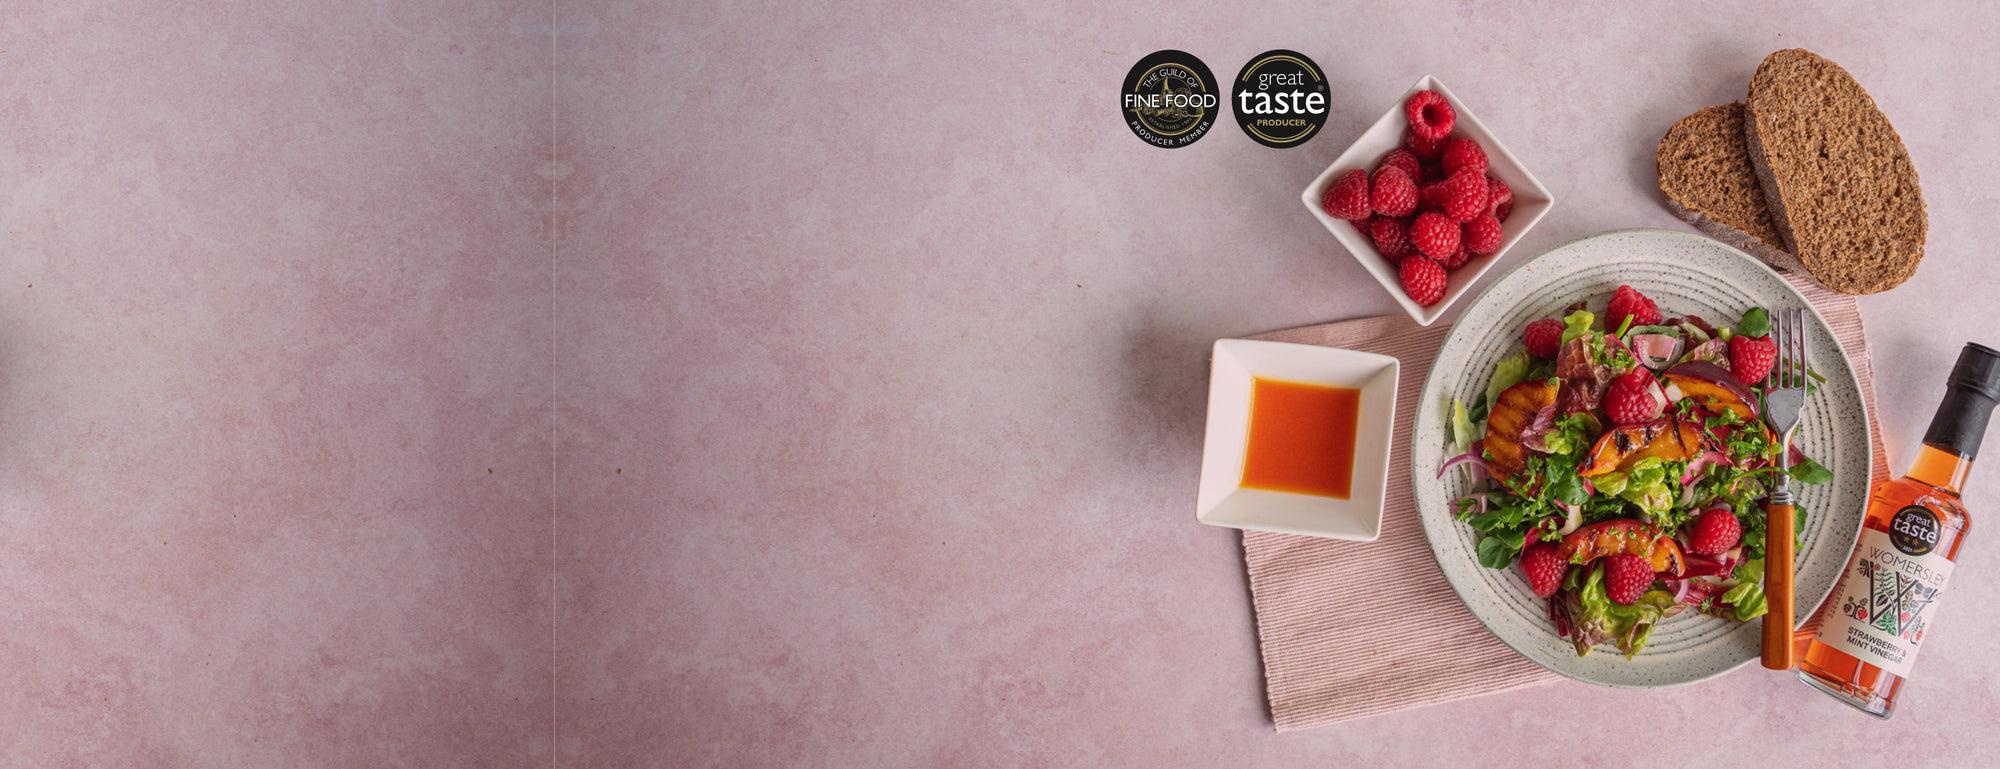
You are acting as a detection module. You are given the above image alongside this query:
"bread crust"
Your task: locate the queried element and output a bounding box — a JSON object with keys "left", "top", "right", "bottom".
{"left": 1656, "top": 102, "right": 1799, "bottom": 271}
{"left": 1665, "top": 198, "right": 1800, "bottom": 269}
{"left": 1740, "top": 101, "right": 1800, "bottom": 263}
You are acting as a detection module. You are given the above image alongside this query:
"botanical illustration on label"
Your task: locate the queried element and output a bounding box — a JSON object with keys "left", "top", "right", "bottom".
{"left": 1816, "top": 521, "right": 1955, "bottom": 677}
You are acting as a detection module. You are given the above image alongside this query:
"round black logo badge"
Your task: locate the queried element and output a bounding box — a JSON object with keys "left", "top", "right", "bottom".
{"left": 1890, "top": 505, "right": 1941, "bottom": 556}
{"left": 1231, "top": 49, "right": 1328, "bottom": 148}
{"left": 1120, "top": 50, "right": 1219, "bottom": 149}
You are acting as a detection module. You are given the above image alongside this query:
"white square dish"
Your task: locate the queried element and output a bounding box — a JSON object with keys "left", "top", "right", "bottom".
{"left": 1195, "top": 339, "right": 1399, "bottom": 541}
{"left": 1299, "top": 75, "right": 1554, "bottom": 326}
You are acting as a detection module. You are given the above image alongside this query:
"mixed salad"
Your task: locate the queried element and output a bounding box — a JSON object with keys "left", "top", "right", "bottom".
{"left": 1442, "top": 285, "right": 1829, "bottom": 658}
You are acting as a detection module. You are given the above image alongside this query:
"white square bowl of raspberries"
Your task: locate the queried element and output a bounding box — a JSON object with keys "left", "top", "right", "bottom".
{"left": 1301, "top": 75, "right": 1553, "bottom": 326}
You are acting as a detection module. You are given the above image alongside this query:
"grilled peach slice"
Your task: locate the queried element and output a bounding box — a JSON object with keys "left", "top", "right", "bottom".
{"left": 1577, "top": 418, "right": 1701, "bottom": 477}
{"left": 1483, "top": 379, "right": 1558, "bottom": 486}
{"left": 1664, "top": 361, "right": 1758, "bottom": 423}
{"left": 1558, "top": 519, "right": 1686, "bottom": 576}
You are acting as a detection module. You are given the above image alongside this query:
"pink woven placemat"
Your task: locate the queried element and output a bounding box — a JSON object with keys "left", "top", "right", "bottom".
{"left": 1242, "top": 273, "right": 1887, "bottom": 731}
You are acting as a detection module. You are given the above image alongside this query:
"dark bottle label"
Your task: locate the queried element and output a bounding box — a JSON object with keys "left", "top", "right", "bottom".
{"left": 1889, "top": 506, "right": 1942, "bottom": 556}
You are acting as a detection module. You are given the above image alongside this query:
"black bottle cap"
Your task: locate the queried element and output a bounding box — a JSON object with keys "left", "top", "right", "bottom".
{"left": 1923, "top": 343, "right": 2000, "bottom": 460}
{"left": 1948, "top": 342, "right": 2000, "bottom": 400}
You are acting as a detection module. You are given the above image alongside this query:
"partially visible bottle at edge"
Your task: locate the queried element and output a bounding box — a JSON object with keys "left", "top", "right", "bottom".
{"left": 1797, "top": 342, "right": 2000, "bottom": 718}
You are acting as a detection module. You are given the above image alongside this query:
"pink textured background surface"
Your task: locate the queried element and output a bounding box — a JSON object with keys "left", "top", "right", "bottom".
{"left": 17, "top": 0, "right": 2000, "bottom": 765}
{"left": 0, "top": 2, "right": 552, "bottom": 765}
{"left": 560, "top": 1, "right": 2000, "bottom": 766}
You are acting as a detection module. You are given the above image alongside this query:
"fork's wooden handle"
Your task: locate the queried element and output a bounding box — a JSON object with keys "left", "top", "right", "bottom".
{"left": 1762, "top": 502, "right": 1797, "bottom": 670}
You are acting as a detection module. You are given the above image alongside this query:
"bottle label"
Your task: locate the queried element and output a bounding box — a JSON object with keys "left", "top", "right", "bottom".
{"left": 1815, "top": 511, "right": 1955, "bottom": 678}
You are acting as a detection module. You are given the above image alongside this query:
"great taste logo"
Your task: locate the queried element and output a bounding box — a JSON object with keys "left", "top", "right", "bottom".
{"left": 1120, "top": 50, "right": 1219, "bottom": 149}
{"left": 1889, "top": 505, "right": 1942, "bottom": 556}
{"left": 1231, "top": 49, "right": 1327, "bottom": 148}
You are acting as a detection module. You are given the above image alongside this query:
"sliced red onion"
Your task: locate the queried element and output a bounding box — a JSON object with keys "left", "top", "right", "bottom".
{"left": 1679, "top": 554, "right": 1732, "bottom": 578}
{"left": 1717, "top": 546, "right": 1742, "bottom": 571}
{"left": 1677, "top": 320, "right": 1712, "bottom": 345}
{"left": 1679, "top": 579, "right": 1726, "bottom": 606}
{"left": 1437, "top": 450, "right": 1490, "bottom": 482}
{"left": 1679, "top": 543, "right": 1745, "bottom": 578}
{"left": 1679, "top": 450, "right": 1733, "bottom": 485}
{"left": 1451, "top": 492, "right": 1492, "bottom": 516}
{"left": 1666, "top": 578, "right": 1691, "bottom": 603}
{"left": 1557, "top": 502, "right": 1583, "bottom": 536}
{"left": 1627, "top": 333, "right": 1685, "bottom": 371}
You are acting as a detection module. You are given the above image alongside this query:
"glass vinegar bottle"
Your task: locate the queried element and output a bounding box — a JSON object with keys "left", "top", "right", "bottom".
{"left": 1796, "top": 343, "right": 2000, "bottom": 718}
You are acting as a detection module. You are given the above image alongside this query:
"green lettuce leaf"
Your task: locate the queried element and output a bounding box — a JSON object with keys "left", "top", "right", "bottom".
{"left": 1559, "top": 310, "right": 1597, "bottom": 346}
{"left": 1476, "top": 530, "right": 1527, "bottom": 570}
{"left": 1731, "top": 588, "right": 1769, "bottom": 621}
{"left": 1591, "top": 471, "right": 1629, "bottom": 498}
{"left": 1789, "top": 457, "right": 1833, "bottom": 485}
{"left": 1566, "top": 565, "right": 1677, "bottom": 659}
{"left": 1534, "top": 413, "right": 1596, "bottom": 458}
{"left": 1467, "top": 391, "right": 1489, "bottom": 423}
{"left": 1738, "top": 307, "right": 1771, "bottom": 337}
{"left": 1722, "top": 559, "right": 1769, "bottom": 621}
{"left": 1451, "top": 398, "right": 1478, "bottom": 454}
{"left": 1485, "top": 350, "right": 1534, "bottom": 415}
{"left": 1616, "top": 457, "right": 1675, "bottom": 517}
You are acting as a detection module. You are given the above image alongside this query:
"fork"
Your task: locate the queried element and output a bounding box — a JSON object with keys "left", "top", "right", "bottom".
{"left": 1760, "top": 308, "right": 1808, "bottom": 670}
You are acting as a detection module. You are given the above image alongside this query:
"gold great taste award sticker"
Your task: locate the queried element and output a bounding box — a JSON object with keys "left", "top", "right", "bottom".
{"left": 1231, "top": 49, "right": 1328, "bottom": 148}
{"left": 1120, "top": 50, "right": 1219, "bottom": 149}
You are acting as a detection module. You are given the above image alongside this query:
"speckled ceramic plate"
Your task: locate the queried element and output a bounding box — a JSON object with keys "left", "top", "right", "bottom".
{"left": 1411, "top": 228, "right": 1871, "bottom": 688}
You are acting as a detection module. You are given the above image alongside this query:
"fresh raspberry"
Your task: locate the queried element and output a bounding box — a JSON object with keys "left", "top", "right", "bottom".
{"left": 1463, "top": 213, "right": 1504, "bottom": 255}
{"left": 1370, "top": 167, "right": 1418, "bottom": 218}
{"left": 1323, "top": 169, "right": 1372, "bottom": 220}
{"left": 1417, "top": 181, "right": 1448, "bottom": 213}
{"left": 1441, "top": 168, "right": 1490, "bottom": 223}
{"left": 1686, "top": 508, "right": 1743, "bottom": 556}
{"left": 1409, "top": 212, "right": 1460, "bottom": 260}
{"left": 1729, "top": 335, "right": 1777, "bottom": 384}
{"left": 1607, "top": 285, "right": 1663, "bottom": 329}
{"left": 1487, "top": 176, "right": 1514, "bottom": 220}
{"left": 1520, "top": 543, "right": 1566, "bottom": 598}
{"left": 1406, "top": 130, "right": 1446, "bottom": 161}
{"left": 1604, "top": 367, "right": 1666, "bottom": 425}
{"left": 1522, "top": 318, "right": 1564, "bottom": 359}
{"left": 1399, "top": 255, "right": 1448, "bottom": 306}
{"left": 1439, "top": 239, "right": 1472, "bottom": 270}
{"left": 1441, "top": 137, "right": 1488, "bottom": 176}
{"left": 1377, "top": 148, "right": 1422, "bottom": 182}
{"left": 1405, "top": 90, "right": 1455, "bottom": 141}
{"left": 1368, "top": 215, "right": 1414, "bottom": 262}
{"left": 1604, "top": 554, "right": 1655, "bottom": 606}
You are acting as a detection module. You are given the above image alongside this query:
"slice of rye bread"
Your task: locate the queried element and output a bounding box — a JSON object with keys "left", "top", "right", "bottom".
{"left": 1656, "top": 103, "right": 1796, "bottom": 269}
{"left": 1744, "top": 49, "right": 1926, "bottom": 294}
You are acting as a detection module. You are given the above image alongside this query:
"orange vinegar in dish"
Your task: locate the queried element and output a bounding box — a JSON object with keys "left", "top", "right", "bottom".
{"left": 1240, "top": 378, "right": 1360, "bottom": 499}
